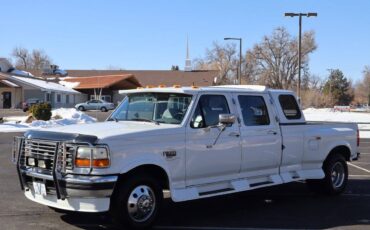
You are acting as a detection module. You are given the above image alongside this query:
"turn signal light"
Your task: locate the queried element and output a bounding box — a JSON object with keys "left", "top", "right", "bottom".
{"left": 75, "top": 159, "right": 110, "bottom": 168}
{"left": 75, "top": 146, "right": 110, "bottom": 168}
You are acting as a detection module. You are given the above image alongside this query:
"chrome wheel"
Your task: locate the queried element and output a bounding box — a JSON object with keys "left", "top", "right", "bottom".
{"left": 127, "top": 185, "right": 156, "bottom": 223}
{"left": 331, "top": 161, "right": 345, "bottom": 189}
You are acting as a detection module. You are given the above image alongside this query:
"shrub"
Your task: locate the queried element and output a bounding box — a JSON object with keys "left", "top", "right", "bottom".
{"left": 29, "top": 103, "right": 52, "bottom": 121}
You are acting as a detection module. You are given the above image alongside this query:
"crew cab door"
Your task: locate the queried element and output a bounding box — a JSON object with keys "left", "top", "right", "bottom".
{"left": 185, "top": 93, "right": 241, "bottom": 186}
{"left": 269, "top": 92, "right": 305, "bottom": 176}
{"left": 233, "top": 93, "right": 282, "bottom": 178}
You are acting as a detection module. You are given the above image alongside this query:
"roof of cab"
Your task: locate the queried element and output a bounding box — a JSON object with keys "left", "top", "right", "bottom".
{"left": 119, "top": 85, "right": 293, "bottom": 95}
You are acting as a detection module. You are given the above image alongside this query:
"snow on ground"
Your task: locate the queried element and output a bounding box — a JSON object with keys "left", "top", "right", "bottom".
{"left": 303, "top": 108, "right": 370, "bottom": 123}
{"left": 303, "top": 108, "right": 370, "bottom": 138}
{"left": 59, "top": 80, "right": 80, "bottom": 89}
{"left": 0, "top": 108, "right": 96, "bottom": 133}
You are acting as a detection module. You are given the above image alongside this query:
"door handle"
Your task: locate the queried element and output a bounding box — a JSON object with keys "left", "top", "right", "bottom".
{"left": 267, "top": 130, "right": 277, "bottom": 135}
{"left": 229, "top": 132, "right": 240, "bottom": 137}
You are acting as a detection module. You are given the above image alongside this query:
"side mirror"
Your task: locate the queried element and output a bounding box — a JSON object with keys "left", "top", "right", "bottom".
{"left": 219, "top": 114, "right": 236, "bottom": 125}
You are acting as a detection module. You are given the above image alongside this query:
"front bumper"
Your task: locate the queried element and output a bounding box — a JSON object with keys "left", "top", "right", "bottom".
{"left": 13, "top": 135, "right": 116, "bottom": 212}
{"left": 19, "top": 168, "right": 118, "bottom": 212}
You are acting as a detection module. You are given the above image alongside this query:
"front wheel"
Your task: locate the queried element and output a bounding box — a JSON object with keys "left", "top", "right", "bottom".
{"left": 78, "top": 106, "right": 85, "bottom": 111}
{"left": 307, "top": 154, "right": 348, "bottom": 195}
{"left": 110, "top": 174, "right": 163, "bottom": 229}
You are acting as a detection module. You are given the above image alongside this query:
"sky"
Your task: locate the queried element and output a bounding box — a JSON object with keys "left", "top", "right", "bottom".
{"left": 0, "top": 0, "right": 369, "bottom": 82}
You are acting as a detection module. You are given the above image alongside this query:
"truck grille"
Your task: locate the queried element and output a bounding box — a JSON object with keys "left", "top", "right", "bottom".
{"left": 22, "top": 139, "right": 74, "bottom": 171}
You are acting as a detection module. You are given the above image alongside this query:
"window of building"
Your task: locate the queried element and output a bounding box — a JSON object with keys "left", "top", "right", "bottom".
{"left": 66, "top": 95, "right": 70, "bottom": 104}
{"left": 56, "top": 94, "right": 61, "bottom": 103}
{"left": 101, "top": 95, "right": 111, "bottom": 102}
{"left": 278, "top": 94, "right": 302, "bottom": 120}
{"left": 45, "top": 93, "right": 51, "bottom": 102}
{"left": 90, "top": 95, "right": 111, "bottom": 102}
{"left": 190, "top": 95, "right": 230, "bottom": 128}
{"left": 238, "top": 95, "right": 270, "bottom": 126}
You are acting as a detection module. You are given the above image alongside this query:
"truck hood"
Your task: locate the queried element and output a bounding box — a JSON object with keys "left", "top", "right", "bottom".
{"left": 29, "top": 121, "right": 181, "bottom": 141}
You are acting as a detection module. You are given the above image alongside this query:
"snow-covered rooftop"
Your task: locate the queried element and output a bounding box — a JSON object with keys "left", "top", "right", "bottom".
{"left": 11, "top": 76, "right": 80, "bottom": 94}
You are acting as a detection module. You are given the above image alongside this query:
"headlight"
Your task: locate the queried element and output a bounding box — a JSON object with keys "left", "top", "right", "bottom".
{"left": 75, "top": 146, "right": 110, "bottom": 168}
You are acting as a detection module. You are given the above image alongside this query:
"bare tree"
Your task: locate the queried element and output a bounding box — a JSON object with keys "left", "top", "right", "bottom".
{"left": 12, "top": 46, "right": 31, "bottom": 69}
{"left": 354, "top": 66, "right": 370, "bottom": 105}
{"left": 245, "top": 27, "right": 317, "bottom": 89}
{"left": 194, "top": 42, "right": 238, "bottom": 84}
{"left": 12, "top": 46, "right": 52, "bottom": 70}
{"left": 31, "top": 49, "right": 51, "bottom": 70}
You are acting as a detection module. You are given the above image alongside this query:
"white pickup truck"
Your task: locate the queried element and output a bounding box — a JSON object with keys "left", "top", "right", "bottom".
{"left": 13, "top": 85, "right": 360, "bottom": 229}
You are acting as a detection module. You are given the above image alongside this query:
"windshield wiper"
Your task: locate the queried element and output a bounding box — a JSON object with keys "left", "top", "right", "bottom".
{"left": 129, "top": 118, "right": 160, "bottom": 125}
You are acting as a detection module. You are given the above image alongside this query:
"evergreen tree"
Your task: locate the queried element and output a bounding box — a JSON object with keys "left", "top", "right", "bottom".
{"left": 323, "top": 69, "right": 354, "bottom": 106}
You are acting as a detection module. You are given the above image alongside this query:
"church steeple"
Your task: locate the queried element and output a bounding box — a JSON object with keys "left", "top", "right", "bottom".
{"left": 184, "top": 36, "right": 192, "bottom": 72}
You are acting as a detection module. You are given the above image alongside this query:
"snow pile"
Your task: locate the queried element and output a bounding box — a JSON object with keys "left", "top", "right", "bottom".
{"left": 303, "top": 108, "right": 370, "bottom": 138}
{"left": 29, "top": 108, "right": 96, "bottom": 128}
{"left": 0, "top": 108, "right": 96, "bottom": 132}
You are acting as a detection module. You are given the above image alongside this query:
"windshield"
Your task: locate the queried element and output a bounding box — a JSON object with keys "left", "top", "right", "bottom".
{"left": 109, "top": 93, "right": 193, "bottom": 124}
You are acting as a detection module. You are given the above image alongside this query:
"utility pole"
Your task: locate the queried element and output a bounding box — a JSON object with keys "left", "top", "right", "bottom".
{"left": 224, "top": 37, "right": 242, "bottom": 85}
{"left": 285, "top": 12, "right": 317, "bottom": 103}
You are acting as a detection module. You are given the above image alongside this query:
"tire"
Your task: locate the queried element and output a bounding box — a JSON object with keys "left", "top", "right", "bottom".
{"left": 101, "top": 107, "right": 107, "bottom": 112}
{"left": 78, "top": 106, "right": 85, "bottom": 111}
{"left": 306, "top": 154, "right": 348, "bottom": 195}
{"left": 110, "top": 173, "right": 163, "bottom": 229}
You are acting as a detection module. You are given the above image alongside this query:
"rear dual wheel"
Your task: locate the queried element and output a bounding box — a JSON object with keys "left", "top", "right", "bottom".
{"left": 307, "top": 154, "right": 348, "bottom": 195}
{"left": 110, "top": 174, "right": 163, "bottom": 229}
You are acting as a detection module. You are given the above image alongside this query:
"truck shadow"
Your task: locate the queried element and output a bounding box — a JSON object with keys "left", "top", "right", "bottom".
{"left": 60, "top": 180, "right": 370, "bottom": 229}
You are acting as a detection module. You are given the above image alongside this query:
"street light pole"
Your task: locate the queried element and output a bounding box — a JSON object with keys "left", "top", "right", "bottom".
{"left": 224, "top": 37, "right": 242, "bottom": 85}
{"left": 298, "top": 15, "right": 302, "bottom": 101}
{"left": 284, "top": 12, "right": 317, "bottom": 103}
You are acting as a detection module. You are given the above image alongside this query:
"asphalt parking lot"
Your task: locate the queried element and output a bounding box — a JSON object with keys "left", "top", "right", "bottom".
{"left": 0, "top": 133, "right": 370, "bottom": 229}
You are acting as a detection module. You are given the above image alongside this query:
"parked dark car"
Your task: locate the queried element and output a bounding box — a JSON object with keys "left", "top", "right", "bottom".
{"left": 22, "top": 98, "right": 44, "bottom": 112}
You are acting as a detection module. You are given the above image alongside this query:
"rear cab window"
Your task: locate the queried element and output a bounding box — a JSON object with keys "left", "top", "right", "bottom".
{"left": 278, "top": 95, "right": 302, "bottom": 120}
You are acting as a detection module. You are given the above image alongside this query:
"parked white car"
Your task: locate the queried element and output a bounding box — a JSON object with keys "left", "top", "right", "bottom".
{"left": 75, "top": 99, "right": 115, "bottom": 112}
{"left": 13, "top": 85, "right": 359, "bottom": 229}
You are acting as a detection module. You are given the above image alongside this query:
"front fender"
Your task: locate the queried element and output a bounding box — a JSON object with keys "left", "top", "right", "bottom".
{"left": 118, "top": 152, "right": 172, "bottom": 182}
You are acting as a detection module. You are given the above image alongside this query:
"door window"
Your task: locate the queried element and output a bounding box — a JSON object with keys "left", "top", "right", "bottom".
{"left": 190, "top": 95, "right": 230, "bottom": 128}
{"left": 238, "top": 95, "right": 270, "bottom": 126}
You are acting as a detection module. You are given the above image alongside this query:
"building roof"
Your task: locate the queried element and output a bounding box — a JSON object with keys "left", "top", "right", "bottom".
{"left": 61, "top": 74, "right": 140, "bottom": 90}
{"left": 64, "top": 70, "right": 218, "bottom": 87}
{"left": 1, "top": 80, "right": 20, "bottom": 88}
{"left": 0, "top": 73, "right": 81, "bottom": 94}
